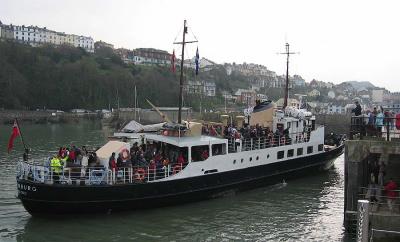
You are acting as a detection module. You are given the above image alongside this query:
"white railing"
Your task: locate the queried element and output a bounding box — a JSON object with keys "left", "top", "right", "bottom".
{"left": 227, "top": 132, "right": 309, "bottom": 153}
{"left": 16, "top": 160, "right": 187, "bottom": 185}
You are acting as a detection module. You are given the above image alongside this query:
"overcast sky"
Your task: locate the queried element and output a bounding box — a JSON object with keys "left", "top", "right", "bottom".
{"left": 1, "top": 0, "right": 400, "bottom": 91}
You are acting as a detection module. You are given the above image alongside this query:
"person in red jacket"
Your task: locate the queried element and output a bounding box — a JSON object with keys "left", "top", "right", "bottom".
{"left": 177, "top": 152, "right": 185, "bottom": 165}
{"left": 385, "top": 178, "right": 398, "bottom": 211}
{"left": 201, "top": 149, "right": 209, "bottom": 160}
{"left": 109, "top": 153, "right": 117, "bottom": 183}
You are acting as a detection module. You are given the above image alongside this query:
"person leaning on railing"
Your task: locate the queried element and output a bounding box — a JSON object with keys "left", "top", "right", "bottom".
{"left": 375, "top": 110, "right": 384, "bottom": 137}
{"left": 352, "top": 101, "right": 362, "bottom": 116}
{"left": 50, "top": 155, "right": 62, "bottom": 182}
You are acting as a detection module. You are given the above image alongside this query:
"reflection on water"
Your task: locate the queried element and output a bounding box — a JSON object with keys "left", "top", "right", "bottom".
{"left": 0, "top": 122, "right": 350, "bottom": 241}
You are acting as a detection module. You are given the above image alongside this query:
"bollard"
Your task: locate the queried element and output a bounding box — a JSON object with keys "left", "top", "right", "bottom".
{"left": 356, "top": 199, "right": 370, "bottom": 242}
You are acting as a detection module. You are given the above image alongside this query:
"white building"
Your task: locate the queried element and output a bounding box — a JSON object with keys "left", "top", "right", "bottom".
{"left": 5, "top": 23, "right": 94, "bottom": 52}
{"left": 184, "top": 57, "right": 216, "bottom": 72}
{"left": 185, "top": 80, "right": 216, "bottom": 97}
{"left": 308, "top": 89, "right": 321, "bottom": 97}
{"left": 326, "top": 104, "right": 346, "bottom": 114}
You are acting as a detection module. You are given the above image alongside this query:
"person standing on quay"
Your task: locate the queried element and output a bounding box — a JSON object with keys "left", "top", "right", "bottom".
{"left": 375, "top": 110, "right": 384, "bottom": 137}
{"left": 385, "top": 178, "right": 398, "bottom": 212}
{"left": 352, "top": 101, "right": 362, "bottom": 116}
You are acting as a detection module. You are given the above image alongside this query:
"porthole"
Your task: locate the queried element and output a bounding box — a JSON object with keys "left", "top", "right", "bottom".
{"left": 241, "top": 158, "right": 244, "bottom": 163}
{"left": 256, "top": 156, "right": 259, "bottom": 160}
{"left": 233, "top": 160, "right": 236, "bottom": 164}
{"left": 267, "top": 154, "right": 270, "bottom": 158}
{"left": 249, "top": 157, "right": 252, "bottom": 161}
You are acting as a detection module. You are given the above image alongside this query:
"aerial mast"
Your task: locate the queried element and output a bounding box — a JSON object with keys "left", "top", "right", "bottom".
{"left": 174, "top": 20, "right": 198, "bottom": 124}
{"left": 279, "top": 43, "right": 297, "bottom": 109}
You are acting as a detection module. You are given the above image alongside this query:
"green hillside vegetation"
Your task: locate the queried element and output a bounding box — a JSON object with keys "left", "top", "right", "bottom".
{"left": 0, "top": 41, "right": 254, "bottom": 111}
{"left": 0, "top": 41, "right": 333, "bottom": 112}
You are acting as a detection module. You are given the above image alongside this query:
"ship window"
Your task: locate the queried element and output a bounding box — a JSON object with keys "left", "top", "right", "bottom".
{"left": 241, "top": 158, "right": 244, "bottom": 163}
{"left": 267, "top": 154, "right": 270, "bottom": 158}
{"left": 212, "top": 143, "right": 226, "bottom": 156}
{"left": 288, "top": 149, "right": 294, "bottom": 157}
{"left": 256, "top": 156, "right": 259, "bottom": 160}
{"left": 277, "top": 151, "right": 284, "bottom": 159}
{"left": 191, "top": 145, "right": 209, "bottom": 162}
{"left": 307, "top": 146, "right": 313, "bottom": 154}
{"left": 318, "top": 144, "right": 324, "bottom": 151}
{"left": 296, "top": 121, "right": 298, "bottom": 128}
{"left": 233, "top": 160, "right": 236, "bottom": 164}
{"left": 297, "top": 148, "right": 303, "bottom": 156}
{"left": 249, "top": 157, "right": 252, "bottom": 161}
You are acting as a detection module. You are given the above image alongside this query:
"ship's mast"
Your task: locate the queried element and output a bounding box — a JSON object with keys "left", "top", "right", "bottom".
{"left": 174, "top": 20, "right": 197, "bottom": 124}
{"left": 280, "top": 43, "right": 297, "bottom": 109}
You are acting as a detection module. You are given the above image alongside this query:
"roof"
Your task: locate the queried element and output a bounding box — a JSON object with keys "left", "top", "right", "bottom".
{"left": 144, "top": 134, "right": 227, "bottom": 147}
{"left": 96, "top": 141, "right": 130, "bottom": 161}
{"left": 150, "top": 107, "right": 191, "bottom": 111}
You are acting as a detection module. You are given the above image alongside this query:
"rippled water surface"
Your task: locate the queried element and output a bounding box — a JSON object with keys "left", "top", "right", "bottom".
{"left": 0, "top": 121, "right": 351, "bottom": 241}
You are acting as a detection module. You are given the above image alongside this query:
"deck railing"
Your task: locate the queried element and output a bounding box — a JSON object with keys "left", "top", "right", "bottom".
{"left": 227, "top": 132, "right": 310, "bottom": 153}
{"left": 16, "top": 160, "right": 187, "bottom": 185}
{"left": 350, "top": 115, "right": 400, "bottom": 141}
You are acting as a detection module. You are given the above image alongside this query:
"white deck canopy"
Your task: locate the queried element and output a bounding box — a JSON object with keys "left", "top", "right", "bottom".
{"left": 144, "top": 134, "right": 227, "bottom": 147}
{"left": 96, "top": 141, "right": 130, "bottom": 167}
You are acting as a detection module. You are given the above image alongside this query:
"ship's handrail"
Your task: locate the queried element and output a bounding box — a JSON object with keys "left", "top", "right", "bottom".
{"left": 350, "top": 115, "right": 400, "bottom": 141}
{"left": 16, "top": 160, "right": 187, "bottom": 185}
{"left": 227, "top": 131, "right": 310, "bottom": 153}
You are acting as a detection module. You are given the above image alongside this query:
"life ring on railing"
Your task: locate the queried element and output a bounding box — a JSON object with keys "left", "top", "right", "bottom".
{"left": 173, "top": 164, "right": 182, "bottom": 175}
{"left": 280, "top": 137, "right": 286, "bottom": 145}
{"left": 120, "top": 149, "right": 131, "bottom": 160}
{"left": 134, "top": 168, "right": 145, "bottom": 181}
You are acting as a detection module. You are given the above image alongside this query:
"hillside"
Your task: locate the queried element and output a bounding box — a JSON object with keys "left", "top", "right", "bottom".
{"left": 0, "top": 41, "right": 249, "bottom": 111}
{"left": 344, "top": 81, "right": 375, "bottom": 90}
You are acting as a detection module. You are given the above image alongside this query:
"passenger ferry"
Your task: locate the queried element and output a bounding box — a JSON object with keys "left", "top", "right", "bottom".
{"left": 16, "top": 100, "right": 344, "bottom": 215}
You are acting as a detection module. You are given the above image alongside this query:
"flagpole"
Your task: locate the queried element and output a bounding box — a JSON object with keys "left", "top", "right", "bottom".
{"left": 15, "top": 118, "right": 28, "bottom": 150}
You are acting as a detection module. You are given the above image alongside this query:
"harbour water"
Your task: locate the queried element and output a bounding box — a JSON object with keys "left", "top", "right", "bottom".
{"left": 0, "top": 121, "right": 351, "bottom": 241}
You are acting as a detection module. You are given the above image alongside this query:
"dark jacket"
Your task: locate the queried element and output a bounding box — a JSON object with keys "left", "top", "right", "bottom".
{"left": 352, "top": 104, "right": 362, "bottom": 116}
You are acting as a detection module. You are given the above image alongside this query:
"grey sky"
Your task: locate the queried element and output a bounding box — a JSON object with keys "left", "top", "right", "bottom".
{"left": 1, "top": 0, "right": 400, "bottom": 91}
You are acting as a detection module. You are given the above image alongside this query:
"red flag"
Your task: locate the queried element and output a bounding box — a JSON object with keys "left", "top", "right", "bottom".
{"left": 171, "top": 49, "right": 176, "bottom": 73}
{"left": 8, "top": 120, "right": 20, "bottom": 153}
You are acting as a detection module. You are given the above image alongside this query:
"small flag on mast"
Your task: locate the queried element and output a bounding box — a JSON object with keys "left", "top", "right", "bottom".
{"left": 171, "top": 49, "right": 176, "bottom": 73}
{"left": 195, "top": 47, "right": 200, "bottom": 75}
{"left": 8, "top": 119, "right": 21, "bottom": 153}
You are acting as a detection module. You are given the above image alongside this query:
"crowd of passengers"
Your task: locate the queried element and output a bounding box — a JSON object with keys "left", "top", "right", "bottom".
{"left": 108, "top": 142, "right": 188, "bottom": 177}
{"left": 202, "top": 123, "right": 308, "bottom": 145}
{"left": 48, "top": 142, "right": 188, "bottom": 182}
